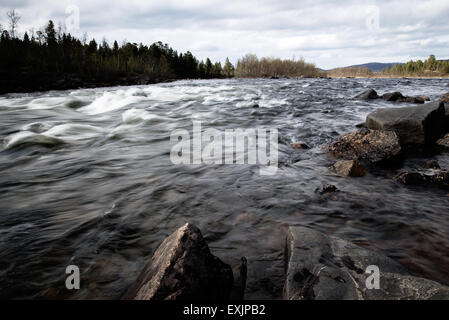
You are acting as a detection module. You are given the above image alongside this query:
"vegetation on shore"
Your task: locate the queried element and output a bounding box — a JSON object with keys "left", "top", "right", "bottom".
{"left": 234, "top": 54, "right": 324, "bottom": 78}
{"left": 329, "top": 55, "right": 449, "bottom": 78}
{"left": 381, "top": 55, "right": 449, "bottom": 77}
{"left": 0, "top": 11, "right": 235, "bottom": 93}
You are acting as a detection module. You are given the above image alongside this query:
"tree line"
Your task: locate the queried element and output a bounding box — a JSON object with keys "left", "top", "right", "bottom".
{"left": 234, "top": 54, "right": 324, "bottom": 78}
{"left": 0, "top": 11, "right": 235, "bottom": 93}
{"left": 381, "top": 55, "right": 449, "bottom": 77}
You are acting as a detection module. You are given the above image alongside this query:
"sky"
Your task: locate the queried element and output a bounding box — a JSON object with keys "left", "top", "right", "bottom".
{"left": 1, "top": 0, "right": 449, "bottom": 69}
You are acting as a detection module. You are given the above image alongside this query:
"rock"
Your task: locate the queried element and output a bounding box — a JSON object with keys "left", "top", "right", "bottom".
{"left": 436, "top": 133, "right": 449, "bottom": 149}
{"left": 405, "top": 96, "right": 426, "bottom": 104}
{"left": 394, "top": 170, "right": 449, "bottom": 189}
{"left": 122, "top": 223, "right": 233, "bottom": 300}
{"left": 284, "top": 226, "right": 449, "bottom": 300}
{"left": 440, "top": 93, "right": 449, "bottom": 104}
{"left": 366, "top": 101, "right": 446, "bottom": 145}
{"left": 330, "top": 160, "right": 367, "bottom": 177}
{"left": 328, "top": 129, "right": 401, "bottom": 164}
{"left": 291, "top": 142, "right": 310, "bottom": 149}
{"left": 354, "top": 89, "right": 378, "bottom": 100}
{"left": 382, "top": 91, "right": 405, "bottom": 102}
{"left": 317, "top": 184, "right": 339, "bottom": 195}
{"left": 355, "top": 122, "right": 366, "bottom": 129}
{"left": 422, "top": 160, "right": 440, "bottom": 169}
{"left": 230, "top": 257, "right": 248, "bottom": 300}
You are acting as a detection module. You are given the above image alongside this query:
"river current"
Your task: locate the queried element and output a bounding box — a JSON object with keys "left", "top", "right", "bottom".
{"left": 1, "top": 78, "right": 449, "bottom": 299}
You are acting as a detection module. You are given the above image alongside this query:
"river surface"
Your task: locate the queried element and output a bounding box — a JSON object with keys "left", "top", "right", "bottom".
{"left": 1, "top": 78, "right": 449, "bottom": 299}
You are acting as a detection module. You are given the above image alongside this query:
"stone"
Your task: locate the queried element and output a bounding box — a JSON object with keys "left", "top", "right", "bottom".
{"left": 122, "top": 223, "right": 233, "bottom": 300}
{"left": 330, "top": 160, "right": 367, "bottom": 177}
{"left": 440, "top": 93, "right": 449, "bottom": 104}
{"left": 284, "top": 226, "right": 449, "bottom": 300}
{"left": 317, "top": 184, "right": 339, "bottom": 195}
{"left": 405, "top": 96, "right": 426, "bottom": 104}
{"left": 422, "top": 160, "right": 440, "bottom": 170}
{"left": 328, "top": 129, "right": 401, "bottom": 164}
{"left": 291, "top": 142, "right": 310, "bottom": 149}
{"left": 354, "top": 89, "right": 378, "bottom": 100}
{"left": 366, "top": 101, "right": 446, "bottom": 145}
{"left": 394, "top": 170, "right": 449, "bottom": 189}
{"left": 382, "top": 91, "right": 405, "bottom": 102}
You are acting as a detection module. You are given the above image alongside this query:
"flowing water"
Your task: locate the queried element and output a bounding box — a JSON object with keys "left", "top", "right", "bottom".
{"left": 1, "top": 78, "right": 449, "bottom": 299}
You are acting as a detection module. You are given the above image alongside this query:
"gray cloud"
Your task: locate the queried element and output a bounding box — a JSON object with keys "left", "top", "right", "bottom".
{"left": 1, "top": 0, "right": 448, "bottom": 69}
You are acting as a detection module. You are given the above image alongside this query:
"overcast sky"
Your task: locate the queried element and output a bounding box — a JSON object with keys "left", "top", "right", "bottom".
{"left": 1, "top": 0, "right": 449, "bottom": 69}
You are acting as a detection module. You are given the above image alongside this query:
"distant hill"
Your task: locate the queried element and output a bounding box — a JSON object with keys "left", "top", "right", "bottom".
{"left": 344, "top": 62, "right": 404, "bottom": 72}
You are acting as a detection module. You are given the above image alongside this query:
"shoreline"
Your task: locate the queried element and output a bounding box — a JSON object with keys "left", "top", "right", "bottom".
{"left": 3, "top": 76, "right": 448, "bottom": 96}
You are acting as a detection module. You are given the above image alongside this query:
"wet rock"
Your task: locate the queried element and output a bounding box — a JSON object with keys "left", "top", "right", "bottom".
{"left": 422, "top": 160, "right": 440, "bottom": 169}
{"left": 284, "top": 226, "right": 449, "bottom": 300}
{"left": 355, "top": 122, "right": 366, "bottom": 129}
{"left": 404, "top": 96, "right": 427, "bottom": 104}
{"left": 123, "top": 223, "right": 233, "bottom": 300}
{"left": 440, "top": 93, "right": 449, "bottom": 104}
{"left": 328, "top": 129, "right": 401, "bottom": 164}
{"left": 382, "top": 91, "right": 405, "bottom": 102}
{"left": 291, "top": 142, "right": 310, "bottom": 149}
{"left": 366, "top": 101, "right": 446, "bottom": 145}
{"left": 317, "top": 184, "right": 339, "bottom": 195}
{"left": 354, "top": 89, "right": 378, "bottom": 100}
{"left": 330, "top": 160, "right": 367, "bottom": 177}
{"left": 230, "top": 257, "right": 248, "bottom": 300}
{"left": 394, "top": 170, "right": 449, "bottom": 189}
{"left": 436, "top": 133, "right": 449, "bottom": 149}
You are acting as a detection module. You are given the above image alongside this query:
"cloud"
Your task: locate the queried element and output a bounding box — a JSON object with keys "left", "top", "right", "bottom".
{"left": 0, "top": 0, "right": 448, "bottom": 69}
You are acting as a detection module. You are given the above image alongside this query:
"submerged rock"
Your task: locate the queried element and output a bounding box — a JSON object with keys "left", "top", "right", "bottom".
{"left": 366, "top": 101, "right": 446, "bottom": 145}
{"left": 422, "top": 160, "right": 441, "bottom": 170}
{"left": 123, "top": 223, "right": 233, "bottom": 300}
{"left": 291, "top": 142, "right": 310, "bottom": 149}
{"left": 330, "top": 160, "right": 367, "bottom": 177}
{"left": 354, "top": 89, "right": 378, "bottom": 100}
{"left": 317, "top": 184, "right": 339, "bottom": 195}
{"left": 328, "top": 129, "right": 401, "bottom": 164}
{"left": 284, "top": 226, "right": 449, "bottom": 300}
{"left": 394, "top": 170, "right": 449, "bottom": 189}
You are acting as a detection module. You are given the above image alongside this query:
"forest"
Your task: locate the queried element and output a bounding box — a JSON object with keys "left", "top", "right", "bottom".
{"left": 381, "top": 55, "right": 449, "bottom": 77}
{"left": 0, "top": 12, "right": 235, "bottom": 94}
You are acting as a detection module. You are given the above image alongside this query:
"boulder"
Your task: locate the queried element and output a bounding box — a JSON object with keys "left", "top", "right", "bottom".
{"left": 328, "top": 129, "right": 401, "bottom": 164}
{"left": 404, "top": 96, "right": 426, "bottom": 104}
{"left": 366, "top": 101, "right": 446, "bottom": 145}
{"left": 382, "top": 91, "right": 405, "bottom": 102}
{"left": 394, "top": 170, "right": 449, "bottom": 189}
{"left": 123, "top": 223, "right": 233, "bottom": 300}
{"left": 330, "top": 160, "right": 367, "bottom": 177}
{"left": 354, "top": 89, "right": 379, "bottom": 100}
{"left": 284, "top": 226, "right": 449, "bottom": 300}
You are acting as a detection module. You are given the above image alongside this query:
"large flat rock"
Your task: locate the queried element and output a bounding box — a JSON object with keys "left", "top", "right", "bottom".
{"left": 284, "top": 226, "right": 449, "bottom": 300}
{"left": 123, "top": 223, "right": 233, "bottom": 300}
{"left": 327, "top": 129, "right": 401, "bottom": 164}
{"left": 366, "top": 101, "right": 446, "bottom": 145}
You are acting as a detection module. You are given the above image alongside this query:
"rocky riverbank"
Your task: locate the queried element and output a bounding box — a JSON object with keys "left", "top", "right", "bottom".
{"left": 122, "top": 90, "right": 449, "bottom": 300}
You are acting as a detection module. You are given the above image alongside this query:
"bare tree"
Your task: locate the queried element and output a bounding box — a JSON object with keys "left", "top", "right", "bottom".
{"left": 7, "top": 9, "right": 21, "bottom": 38}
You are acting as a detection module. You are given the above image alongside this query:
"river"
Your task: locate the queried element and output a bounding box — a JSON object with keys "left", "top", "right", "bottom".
{"left": 1, "top": 78, "right": 448, "bottom": 299}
